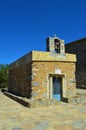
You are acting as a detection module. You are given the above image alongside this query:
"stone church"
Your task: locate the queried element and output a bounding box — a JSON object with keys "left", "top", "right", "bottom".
{"left": 8, "top": 36, "right": 76, "bottom": 101}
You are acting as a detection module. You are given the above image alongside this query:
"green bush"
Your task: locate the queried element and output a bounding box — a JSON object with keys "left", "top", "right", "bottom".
{"left": 0, "top": 64, "right": 9, "bottom": 88}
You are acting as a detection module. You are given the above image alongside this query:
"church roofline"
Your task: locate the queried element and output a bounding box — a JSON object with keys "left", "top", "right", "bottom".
{"left": 9, "top": 51, "right": 76, "bottom": 70}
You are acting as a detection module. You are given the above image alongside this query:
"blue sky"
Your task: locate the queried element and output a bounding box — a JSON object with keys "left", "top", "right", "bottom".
{"left": 0, "top": 0, "right": 86, "bottom": 64}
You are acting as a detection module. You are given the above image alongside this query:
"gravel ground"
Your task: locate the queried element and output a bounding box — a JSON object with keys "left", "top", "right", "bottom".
{"left": 0, "top": 91, "right": 86, "bottom": 130}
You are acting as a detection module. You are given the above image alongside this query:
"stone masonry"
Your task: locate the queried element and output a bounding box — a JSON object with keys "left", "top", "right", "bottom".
{"left": 65, "top": 38, "right": 86, "bottom": 89}
{"left": 9, "top": 36, "right": 76, "bottom": 101}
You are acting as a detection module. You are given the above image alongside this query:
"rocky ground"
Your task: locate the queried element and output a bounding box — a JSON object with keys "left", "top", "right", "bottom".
{"left": 0, "top": 90, "right": 86, "bottom": 130}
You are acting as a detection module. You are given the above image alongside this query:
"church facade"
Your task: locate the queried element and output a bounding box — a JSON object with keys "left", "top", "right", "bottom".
{"left": 9, "top": 36, "right": 76, "bottom": 101}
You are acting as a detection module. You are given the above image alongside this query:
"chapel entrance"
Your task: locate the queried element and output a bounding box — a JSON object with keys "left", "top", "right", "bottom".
{"left": 49, "top": 74, "right": 64, "bottom": 101}
{"left": 53, "top": 77, "right": 62, "bottom": 100}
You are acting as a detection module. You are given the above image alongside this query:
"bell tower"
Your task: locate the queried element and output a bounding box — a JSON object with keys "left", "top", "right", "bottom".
{"left": 46, "top": 35, "right": 65, "bottom": 55}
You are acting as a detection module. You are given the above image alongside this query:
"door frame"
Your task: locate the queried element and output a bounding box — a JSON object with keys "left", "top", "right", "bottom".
{"left": 48, "top": 74, "right": 65, "bottom": 100}
{"left": 53, "top": 77, "right": 62, "bottom": 100}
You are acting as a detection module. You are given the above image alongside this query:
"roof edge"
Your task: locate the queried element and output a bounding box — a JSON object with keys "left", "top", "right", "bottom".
{"left": 66, "top": 37, "right": 86, "bottom": 46}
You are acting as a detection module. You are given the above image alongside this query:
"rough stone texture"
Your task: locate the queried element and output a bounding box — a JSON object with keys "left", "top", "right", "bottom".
{"left": 3, "top": 91, "right": 61, "bottom": 108}
{"left": 3, "top": 89, "right": 86, "bottom": 108}
{"left": 32, "top": 61, "right": 76, "bottom": 100}
{"left": 32, "top": 51, "right": 76, "bottom": 62}
{"left": 65, "top": 38, "right": 86, "bottom": 89}
{"left": 9, "top": 62, "right": 32, "bottom": 98}
{"left": 9, "top": 51, "right": 76, "bottom": 100}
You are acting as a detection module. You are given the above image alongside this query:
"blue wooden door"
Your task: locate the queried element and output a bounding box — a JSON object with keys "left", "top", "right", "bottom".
{"left": 53, "top": 77, "right": 61, "bottom": 100}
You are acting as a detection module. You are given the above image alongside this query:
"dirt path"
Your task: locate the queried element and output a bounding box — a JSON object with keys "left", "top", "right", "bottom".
{"left": 0, "top": 91, "right": 86, "bottom": 130}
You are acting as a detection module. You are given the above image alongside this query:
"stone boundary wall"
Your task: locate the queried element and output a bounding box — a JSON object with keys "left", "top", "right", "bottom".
{"left": 65, "top": 38, "right": 86, "bottom": 88}
{"left": 3, "top": 91, "right": 61, "bottom": 108}
{"left": 76, "top": 89, "right": 86, "bottom": 95}
{"left": 3, "top": 89, "right": 86, "bottom": 108}
{"left": 4, "top": 91, "right": 30, "bottom": 107}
